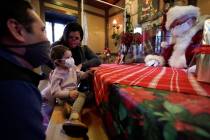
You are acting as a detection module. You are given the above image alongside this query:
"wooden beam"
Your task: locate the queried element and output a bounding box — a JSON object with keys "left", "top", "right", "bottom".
{"left": 44, "top": 0, "right": 79, "bottom": 11}
{"left": 188, "top": 0, "right": 197, "bottom": 5}
{"left": 109, "top": 9, "right": 124, "bottom": 18}
{"left": 44, "top": 0, "right": 104, "bottom": 18}
{"left": 39, "top": 0, "right": 45, "bottom": 21}
{"left": 84, "top": 10, "right": 105, "bottom": 18}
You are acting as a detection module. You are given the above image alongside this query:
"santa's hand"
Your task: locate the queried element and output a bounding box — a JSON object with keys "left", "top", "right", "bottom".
{"left": 146, "top": 60, "right": 160, "bottom": 67}
{"left": 145, "top": 55, "right": 165, "bottom": 67}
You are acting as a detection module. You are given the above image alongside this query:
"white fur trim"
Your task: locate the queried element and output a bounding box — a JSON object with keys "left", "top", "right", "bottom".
{"left": 166, "top": 5, "right": 200, "bottom": 30}
{"left": 145, "top": 55, "right": 165, "bottom": 66}
{"left": 168, "top": 15, "right": 209, "bottom": 68}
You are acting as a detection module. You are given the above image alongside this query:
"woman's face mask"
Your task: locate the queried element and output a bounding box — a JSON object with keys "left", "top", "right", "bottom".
{"left": 171, "top": 20, "right": 193, "bottom": 37}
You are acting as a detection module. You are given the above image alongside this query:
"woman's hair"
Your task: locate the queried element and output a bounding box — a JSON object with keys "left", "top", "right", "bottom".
{"left": 51, "top": 22, "right": 84, "bottom": 48}
{"left": 62, "top": 22, "right": 84, "bottom": 42}
{"left": 50, "top": 45, "right": 69, "bottom": 62}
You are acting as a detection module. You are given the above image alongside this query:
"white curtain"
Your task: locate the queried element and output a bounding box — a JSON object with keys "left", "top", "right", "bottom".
{"left": 82, "top": 12, "right": 88, "bottom": 45}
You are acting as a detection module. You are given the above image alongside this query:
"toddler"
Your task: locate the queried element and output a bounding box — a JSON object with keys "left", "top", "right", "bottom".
{"left": 42, "top": 45, "right": 91, "bottom": 135}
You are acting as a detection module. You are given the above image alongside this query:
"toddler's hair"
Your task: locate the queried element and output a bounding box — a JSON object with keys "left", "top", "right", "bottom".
{"left": 50, "top": 45, "right": 69, "bottom": 62}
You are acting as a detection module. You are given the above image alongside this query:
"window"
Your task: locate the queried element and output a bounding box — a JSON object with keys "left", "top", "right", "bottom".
{"left": 134, "top": 27, "right": 142, "bottom": 34}
{"left": 45, "top": 11, "right": 77, "bottom": 44}
{"left": 46, "top": 22, "right": 53, "bottom": 44}
{"left": 45, "top": 21, "right": 65, "bottom": 44}
{"left": 54, "top": 23, "right": 65, "bottom": 42}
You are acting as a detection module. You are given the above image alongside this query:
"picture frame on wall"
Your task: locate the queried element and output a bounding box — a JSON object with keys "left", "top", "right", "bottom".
{"left": 138, "top": 0, "right": 159, "bottom": 23}
{"left": 188, "top": 0, "right": 197, "bottom": 5}
{"left": 166, "top": 0, "right": 195, "bottom": 6}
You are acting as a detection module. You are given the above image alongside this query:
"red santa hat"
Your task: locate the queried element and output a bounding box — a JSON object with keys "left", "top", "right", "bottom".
{"left": 165, "top": 5, "right": 200, "bottom": 30}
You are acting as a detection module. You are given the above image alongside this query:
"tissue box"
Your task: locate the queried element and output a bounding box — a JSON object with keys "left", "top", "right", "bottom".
{"left": 196, "top": 46, "right": 210, "bottom": 83}
{"left": 203, "top": 19, "right": 210, "bottom": 44}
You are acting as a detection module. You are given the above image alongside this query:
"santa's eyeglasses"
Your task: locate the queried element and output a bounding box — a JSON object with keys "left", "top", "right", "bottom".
{"left": 170, "top": 16, "right": 196, "bottom": 29}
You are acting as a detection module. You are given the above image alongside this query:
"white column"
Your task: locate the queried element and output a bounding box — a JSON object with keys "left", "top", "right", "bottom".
{"left": 81, "top": 0, "right": 84, "bottom": 28}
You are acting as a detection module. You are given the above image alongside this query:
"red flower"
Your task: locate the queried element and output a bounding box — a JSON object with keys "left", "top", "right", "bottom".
{"left": 133, "top": 33, "right": 143, "bottom": 44}
{"left": 193, "top": 45, "right": 210, "bottom": 54}
{"left": 175, "top": 120, "right": 195, "bottom": 132}
{"left": 121, "top": 87, "right": 156, "bottom": 104}
{"left": 120, "top": 32, "right": 133, "bottom": 46}
{"left": 103, "top": 47, "right": 111, "bottom": 56}
{"left": 166, "top": 93, "right": 210, "bottom": 115}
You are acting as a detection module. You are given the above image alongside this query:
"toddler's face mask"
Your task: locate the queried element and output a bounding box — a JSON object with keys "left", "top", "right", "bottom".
{"left": 64, "top": 57, "right": 75, "bottom": 68}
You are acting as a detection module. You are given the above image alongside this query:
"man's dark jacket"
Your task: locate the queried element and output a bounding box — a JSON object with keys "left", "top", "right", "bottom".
{"left": 0, "top": 57, "right": 45, "bottom": 140}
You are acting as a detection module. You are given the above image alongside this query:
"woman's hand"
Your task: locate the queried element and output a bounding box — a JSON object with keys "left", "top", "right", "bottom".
{"left": 76, "top": 64, "right": 82, "bottom": 71}
{"left": 69, "top": 90, "right": 79, "bottom": 100}
{"left": 80, "top": 69, "right": 94, "bottom": 79}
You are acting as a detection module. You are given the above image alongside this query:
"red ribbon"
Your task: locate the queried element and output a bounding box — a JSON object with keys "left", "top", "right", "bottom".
{"left": 193, "top": 45, "right": 210, "bottom": 54}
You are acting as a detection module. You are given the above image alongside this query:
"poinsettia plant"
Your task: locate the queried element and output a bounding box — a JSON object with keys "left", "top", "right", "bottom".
{"left": 120, "top": 32, "right": 133, "bottom": 47}
{"left": 115, "top": 32, "right": 143, "bottom": 64}
{"left": 133, "top": 33, "right": 143, "bottom": 45}
{"left": 120, "top": 32, "right": 143, "bottom": 51}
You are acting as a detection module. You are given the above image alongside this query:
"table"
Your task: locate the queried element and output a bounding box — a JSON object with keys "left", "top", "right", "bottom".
{"left": 93, "top": 64, "right": 210, "bottom": 140}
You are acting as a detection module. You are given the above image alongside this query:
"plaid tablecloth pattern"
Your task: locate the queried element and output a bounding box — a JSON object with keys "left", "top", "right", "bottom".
{"left": 93, "top": 64, "right": 210, "bottom": 105}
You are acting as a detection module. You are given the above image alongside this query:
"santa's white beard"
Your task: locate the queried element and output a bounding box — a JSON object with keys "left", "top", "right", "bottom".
{"left": 168, "top": 35, "right": 190, "bottom": 68}
{"left": 168, "top": 21, "right": 202, "bottom": 68}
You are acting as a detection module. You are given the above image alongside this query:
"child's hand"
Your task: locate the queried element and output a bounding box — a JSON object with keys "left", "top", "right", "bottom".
{"left": 69, "top": 90, "right": 78, "bottom": 100}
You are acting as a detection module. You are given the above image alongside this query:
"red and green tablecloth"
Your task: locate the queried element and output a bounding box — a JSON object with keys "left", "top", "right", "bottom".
{"left": 93, "top": 64, "right": 210, "bottom": 140}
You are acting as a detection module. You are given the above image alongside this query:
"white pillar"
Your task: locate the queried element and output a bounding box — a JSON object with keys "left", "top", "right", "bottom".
{"left": 81, "top": 0, "right": 84, "bottom": 28}
{"left": 124, "top": 10, "right": 126, "bottom": 32}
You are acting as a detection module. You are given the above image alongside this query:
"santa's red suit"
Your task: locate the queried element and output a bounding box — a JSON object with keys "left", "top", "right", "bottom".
{"left": 145, "top": 5, "right": 209, "bottom": 68}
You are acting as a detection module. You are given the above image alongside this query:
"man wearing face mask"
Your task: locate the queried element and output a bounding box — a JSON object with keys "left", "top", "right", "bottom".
{"left": 145, "top": 5, "right": 210, "bottom": 69}
{"left": 0, "top": 1, "right": 50, "bottom": 140}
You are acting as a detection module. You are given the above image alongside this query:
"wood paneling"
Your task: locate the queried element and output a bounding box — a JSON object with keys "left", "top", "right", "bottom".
{"left": 46, "top": 106, "right": 109, "bottom": 140}
{"left": 84, "top": 0, "right": 121, "bottom": 9}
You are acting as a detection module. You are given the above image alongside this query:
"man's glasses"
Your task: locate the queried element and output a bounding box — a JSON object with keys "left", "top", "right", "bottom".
{"left": 68, "top": 36, "right": 80, "bottom": 40}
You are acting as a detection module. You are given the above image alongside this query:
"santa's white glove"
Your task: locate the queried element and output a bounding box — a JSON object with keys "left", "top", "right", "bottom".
{"left": 146, "top": 59, "right": 160, "bottom": 67}
{"left": 187, "top": 65, "right": 196, "bottom": 73}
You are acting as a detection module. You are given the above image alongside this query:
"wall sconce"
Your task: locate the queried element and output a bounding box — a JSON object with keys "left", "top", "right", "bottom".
{"left": 112, "top": 19, "right": 120, "bottom": 34}
{"left": 112, "top": 19, "right": 120, "bottom": 46}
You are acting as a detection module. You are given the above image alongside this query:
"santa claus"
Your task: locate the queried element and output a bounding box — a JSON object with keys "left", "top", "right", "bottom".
{"left": 145, "top": 5, "right": 209, "bottom": 69}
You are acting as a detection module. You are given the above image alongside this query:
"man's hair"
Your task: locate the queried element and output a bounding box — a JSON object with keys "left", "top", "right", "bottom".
{"left": 0, "top": 0, "right": 34, "bottom": 37}
{"left": 62, "top": 22, "right": 84, "bottom": 42}
{"left": 50, "top": 45, "right": 69, "bottom": 62}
